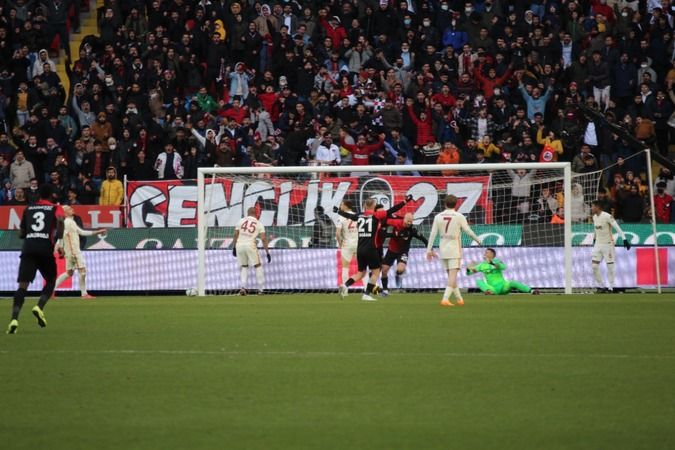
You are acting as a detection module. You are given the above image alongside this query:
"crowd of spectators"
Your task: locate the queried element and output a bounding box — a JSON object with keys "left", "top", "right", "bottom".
{"left": 0, "top": 0, "right": 673, "bottom": 223}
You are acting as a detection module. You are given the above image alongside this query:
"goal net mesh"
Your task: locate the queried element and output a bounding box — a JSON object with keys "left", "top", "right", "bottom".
{"left": 201, "top": 165, "right": 588, "bottom": 295}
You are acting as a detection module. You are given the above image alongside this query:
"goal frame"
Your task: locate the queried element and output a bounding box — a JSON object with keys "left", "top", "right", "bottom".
{"left": 197, "top": 163, "right": 574, "bottom": 296}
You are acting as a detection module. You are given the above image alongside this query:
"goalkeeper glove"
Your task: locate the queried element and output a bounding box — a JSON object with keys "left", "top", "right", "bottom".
{"left": 405, "top": 194, "right": 413, "bottom": 202}
{"left": 232, "top": 248, "right": 237, "bottom": 257}
{"left": 332, "top": 205, "right": 339, "bottom": 213}
{"left": 266, "top": 252, "right": 271, "bottom": 263}
{"left": 623, "top": 240, "right": 631, "bottom": 251}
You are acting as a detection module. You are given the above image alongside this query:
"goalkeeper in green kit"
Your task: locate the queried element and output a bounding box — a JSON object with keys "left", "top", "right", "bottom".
{"left": 466, "top": 249, "right": 540, "bottom": 295}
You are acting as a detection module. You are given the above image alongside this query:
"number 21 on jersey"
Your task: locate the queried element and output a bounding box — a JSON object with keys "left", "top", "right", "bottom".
{"left": 357, "top": 216, "right": 373, "bottom": 236}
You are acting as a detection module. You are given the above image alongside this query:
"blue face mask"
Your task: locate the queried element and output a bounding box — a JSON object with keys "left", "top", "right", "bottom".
{"left": 404, "top": 19, "right": 411, "bottom": 25}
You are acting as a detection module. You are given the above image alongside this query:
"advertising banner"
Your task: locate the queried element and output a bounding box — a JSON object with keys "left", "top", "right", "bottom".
{"left": 125, "top": 175, "right": 492, "bottom": 228}
{"left": 0, "top": 205, "right": 123, "bottom": 230}
{"left": 0, "top": 247, "right": 672, "bottom": 292}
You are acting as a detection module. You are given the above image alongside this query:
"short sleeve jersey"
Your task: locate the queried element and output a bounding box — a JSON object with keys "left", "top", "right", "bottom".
{"left": 235, "top": 216, "right": 265, "bottom": 246}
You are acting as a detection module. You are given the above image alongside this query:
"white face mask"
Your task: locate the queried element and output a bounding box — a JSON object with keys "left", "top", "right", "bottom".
{"left": 109, "top": 144, "right": 116, "bottom": 150}
{"left": 423, "top": 20, "right": 431, "bottom": 27}
{"left": 441, "top": 4, "right": 449, "bottom": 10}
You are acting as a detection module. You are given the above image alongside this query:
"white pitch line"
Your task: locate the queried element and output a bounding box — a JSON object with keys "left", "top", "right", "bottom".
{"left": 0, "top": 349, "right": 674, "bottom": 360}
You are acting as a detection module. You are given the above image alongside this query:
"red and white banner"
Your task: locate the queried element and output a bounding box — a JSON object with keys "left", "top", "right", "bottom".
{"left": 0, "top": 205, "right": 123, "bottom": 230}
{"left": 125, "top": 175, "right": 492, "bottom": 228}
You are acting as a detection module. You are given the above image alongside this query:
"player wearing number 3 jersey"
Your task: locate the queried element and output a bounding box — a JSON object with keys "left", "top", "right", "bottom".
{"left": 426, "top": 195, "right": 482, "bottom": 307}
{"left": 335, "top": 195, "right": 412, "bottom": 301}
{"left": 7, "top": 185, "right": 64, "bottom": 334}
{"left": 232, "top": 207, "right": 270, "bottom": 295}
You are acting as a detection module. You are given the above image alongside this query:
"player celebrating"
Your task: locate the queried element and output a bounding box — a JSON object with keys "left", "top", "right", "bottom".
{"left": 381, "top": 213, "right": 428, "bottom": 295}
{"left": 53, "top": 206, "right": 107, "bottom": 299}
{"left": 467, "top": 248, "right": 540, "bottom": 295}
{"left": 336, "top": 200, "right": 358, "bottom": 286}
{"left": 335, "top": 195, "right": 411, "bottom": 301}
{"left": 7, "top": 185, "right": 64, "bottom": 334}
{"left": 426, "top": 195, "right": 482, "bottom": 307}
{"left": 591, "top": 200, "right": 630, "bottom": 293}
{"left": 232, "top": 207, "right": 271, "bottom": 295}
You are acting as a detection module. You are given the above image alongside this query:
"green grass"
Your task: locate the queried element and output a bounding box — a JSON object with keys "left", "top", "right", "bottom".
{"left": 2, "top": 293, "right": 675, "bottom": 450}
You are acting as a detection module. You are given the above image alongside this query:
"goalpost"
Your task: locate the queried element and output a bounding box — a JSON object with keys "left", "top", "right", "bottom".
{"left": 196, "top": 163, "right": 575, "bottom": 296}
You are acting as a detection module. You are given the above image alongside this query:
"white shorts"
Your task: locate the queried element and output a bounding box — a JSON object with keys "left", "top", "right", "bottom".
{"left": 236, "top": 245, "right": 261, "bottom": 267}
{"left": 591, "top": 245, "right": 615, "bottom": 264}
{"left": 341, "top": 245, "right": 357, "bottom": 263}
{"left": 441, "top": 258, "right": 461, "bottom": 270}
{"left": 65, "top": 252, "right": 86, "bottom": 271}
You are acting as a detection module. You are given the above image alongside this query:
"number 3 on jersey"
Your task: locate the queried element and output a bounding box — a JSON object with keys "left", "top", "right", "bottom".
{"left": 31, "top": 211, "right": 46, "bottom": 232}
{"left": 357, "top": 216, "right": 373, "bottom": 236}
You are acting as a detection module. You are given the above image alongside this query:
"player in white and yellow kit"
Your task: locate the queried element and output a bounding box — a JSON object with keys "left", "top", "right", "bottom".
{"left": 53, "top": 206, "right": 107, "bottom": 298}
{"left": 335, "top": 200, "right": 358, "bottom": 286}
{"left": 426, "top": 195, "right": 482, "bottom": 306}
{"left": 232, "top": 207, "right": 270, "bottom": 295}
{"left": 591, "top": 201, "right": 631, "bottom": 292}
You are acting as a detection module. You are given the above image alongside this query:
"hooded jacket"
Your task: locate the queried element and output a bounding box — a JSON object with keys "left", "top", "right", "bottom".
{"left": 99, "top": 167, "right": 124, "bottom": 206}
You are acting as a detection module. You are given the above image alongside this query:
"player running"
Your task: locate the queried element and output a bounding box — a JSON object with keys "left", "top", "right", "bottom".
{"left": 232, "top": 207, "right": 271, "bottom": 295}
{"left": 591, "top": 200, "right": 630, "bottom": 293}
{"left": 336, "top": 200, "right": 358, "bottom": 286}
{"left": 53, "top": 206, "right": 107, "bottom": 299}
{"left": 380, "top": 213, "right": 428, "bottom": 295}
{"left": 335, "top": 195, "right": 411, "bottom": 301}
{"left": 426, "top": 195, "right": 482, "bottom": 307}
{"left": 466, "top": 248, "right": 540, "bottom": 295}
{"left": 7, "top": 185, "right": 64, "bottom": 334}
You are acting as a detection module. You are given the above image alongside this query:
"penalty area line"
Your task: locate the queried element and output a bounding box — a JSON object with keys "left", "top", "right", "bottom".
{"left": 1, "top": 349, "right": 674, "bottom": 360}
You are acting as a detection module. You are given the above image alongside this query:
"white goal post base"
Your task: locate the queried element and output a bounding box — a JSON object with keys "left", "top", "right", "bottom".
{"left": 197, "top": 163, "right": 574, "bottom": 296}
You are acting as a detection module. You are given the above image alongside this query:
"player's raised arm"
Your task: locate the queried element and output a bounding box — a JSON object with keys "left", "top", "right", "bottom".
{"left": 609, "top": 216, "right": 631, "bottom": 250}
{"left": 333, "top": 206, "right": 358, "bottom": 221}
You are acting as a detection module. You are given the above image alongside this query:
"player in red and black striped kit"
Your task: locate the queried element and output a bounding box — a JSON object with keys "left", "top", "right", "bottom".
{"left": 7, "top": 185, "right": 64, "bottom": 334}
{"left": 380, "top": 213, "right": 428, "bottom": 295}
{"left": 334, "top": 195, "right": 412, "bottom": 301}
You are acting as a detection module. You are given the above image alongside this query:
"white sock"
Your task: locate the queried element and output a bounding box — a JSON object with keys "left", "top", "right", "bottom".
{"left": 341, "top": 267, "right": 349, "bottom": 284}
{"left": 54, "top": 272, "right": 69, "bottom": 290}
{"left": 240, "top": 267, "right": 248, "bottom": 288}
{"left": 607, "top": 263, "right": 615, "bottom": 289}
{"left": 453, "top": 287, "right": 463, "bottom": 300}
{"left": 79, "top": 272, "right": 87, "bottom": 296}
{"left": 255, "top": 266, "right": 264, "bottom": 289}
{"left": 443, "top": 287, "right": 451, "bottom": 300}
{"left": 592, "top": 263, "right": 603, "bottom": 287}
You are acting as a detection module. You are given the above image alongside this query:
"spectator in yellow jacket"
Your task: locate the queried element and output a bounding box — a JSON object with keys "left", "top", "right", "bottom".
{"left": 536, "top": 125, "right": 564, "bottom": 161}
{"left": 99, "top": 166, "right": 123, "bottom": 205}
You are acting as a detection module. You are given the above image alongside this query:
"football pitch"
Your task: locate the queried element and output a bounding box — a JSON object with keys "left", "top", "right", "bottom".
{"left": 2, "top": 293, "right": 675, "bottom": 450}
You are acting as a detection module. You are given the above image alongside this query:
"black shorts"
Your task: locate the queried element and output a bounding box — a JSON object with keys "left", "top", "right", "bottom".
{"left": 357, "top": 248, "right": 381, "bottom": 272}
{"left": 382, "top": 250, "right": 408, "bottom": 267}
{"left": 17, "top": 251, "right": 57, "bottom": 284}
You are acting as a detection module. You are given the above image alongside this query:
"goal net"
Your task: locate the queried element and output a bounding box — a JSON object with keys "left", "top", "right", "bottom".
{"left": 197, "top": 163, "right": 579, "bottom": 295}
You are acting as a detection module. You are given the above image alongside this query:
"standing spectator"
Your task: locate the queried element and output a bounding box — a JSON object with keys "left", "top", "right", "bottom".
{"left": 620, "top": 184, "right": 645, "bottom": 223}
{"left": 154, "top": 143, "right": 183, "bottom": 180}
{"left": 517, "top": 74, "right": 553, "bottom": 120}
{"left": 570, "top": 183, "right": 590, "bottom": 223}
{"left": 588, "top": 51, "right": 611, "bottom": 111}
{"left": 9, "top": 150, "right": 34, "bottom": 189}
{"left": 129, "top": 150, "right": 156, "bottom": 181}
{"left": 99, "top": 166, "right": 123, "bottom": 206}
{"left": 436, "top": 142, "right": 460, "bottom": 176}
{"left": 76, "top": 171, "right": 97, "bottom": 205}
{"left": 654, "top": 182, "right": 672, "bottom": 223}
{"left": 507, "top": 169, "right": 537, "bottom": 222}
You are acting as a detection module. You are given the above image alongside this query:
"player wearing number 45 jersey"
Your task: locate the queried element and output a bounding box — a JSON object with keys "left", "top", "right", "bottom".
{"left": 335, "top": 200, "right": 358, "bottom": 286}
{"left": 232, "top": 207, "right": 270, "bottom": 295}
{"left": 334, "top": 195, "right": 412, "bottom": 301}
{"left": 426, "top": 195, "right": 482, "bottom": 307}
{"left": 591, "top": 201, "right": 630, "bottom": 293}
{"left": 7, "top": 185, "right": 64, "bottom": 334}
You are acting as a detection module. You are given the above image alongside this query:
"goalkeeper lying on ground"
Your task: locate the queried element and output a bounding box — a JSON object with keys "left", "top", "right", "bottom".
{"left": 466, "top": 248, "right": 540, "bottom": 295}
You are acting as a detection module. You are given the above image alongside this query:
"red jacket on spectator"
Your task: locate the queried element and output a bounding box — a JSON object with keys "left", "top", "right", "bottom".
{"left": 591, "top": 0, "right": 615, "bottom": 23}
{"left": 340, "top": 136, "right": 384, "bottom": 166}
{"left": 221, "top": 105, "right": 249, "bottom": 124}
{"left": 654, "top": 193, "right": 672, "bottom": 223}
{"left": 431, "top": 92, "right": 456, "bottom": 108}
{"left": 474, "top": 65, "right": 512, "bottom": 99}
{"left": 319, "top": 18, "right": 347, "bottom": 50}
{"left": 407, "top": 105, "right": 434, "bottom": 146}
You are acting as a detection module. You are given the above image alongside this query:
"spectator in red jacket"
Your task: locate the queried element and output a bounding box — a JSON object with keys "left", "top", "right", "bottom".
{"left": 406, "top": 100, "right": 434, "bottom": 147}
{"left": 339, "top": 130, "right": 384, "bottom": 166}
{"left": 654, "top": 182, "right": 672, "bottom": 223}
{"left": 320, "top": 16, "right": 347, "bottom": 50}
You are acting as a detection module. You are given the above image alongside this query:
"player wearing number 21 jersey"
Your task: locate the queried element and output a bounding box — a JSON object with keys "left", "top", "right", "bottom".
{"left": 232, "top": 207, "right": 270, "bottom": 295}
{"left": 8, "top": 185, "right": 64, "bottom": 334}
{"left": 335, "top": 195, "right": 412, "bottom": 301}
{"left": 426, "top": 195, "right": 482, "bottom": 307}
